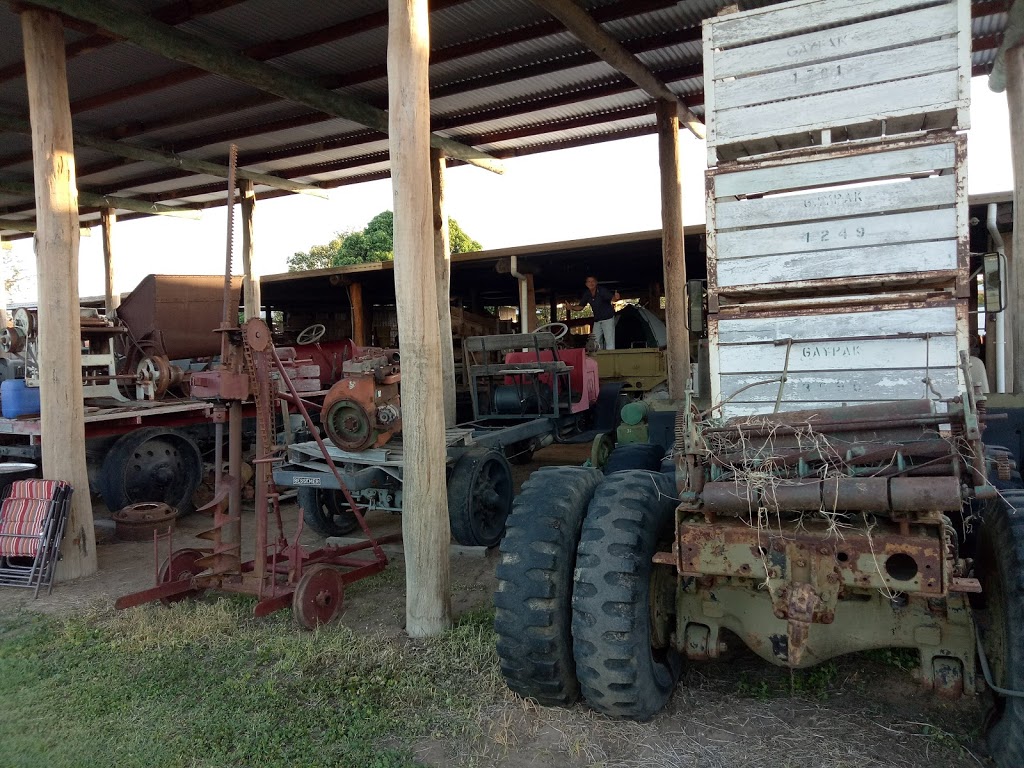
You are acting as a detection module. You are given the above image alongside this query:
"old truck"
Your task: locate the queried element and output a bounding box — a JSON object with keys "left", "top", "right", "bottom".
{"left": 494, "top": 1, "right": 1024, "bottom": 766}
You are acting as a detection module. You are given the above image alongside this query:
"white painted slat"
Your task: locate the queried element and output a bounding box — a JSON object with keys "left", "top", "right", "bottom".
{"left": 716, "top": 38, "right": 957, "bottom": 111}
{"left": 716, "top": 208, "right": 955, "bottom": 260}
{"left": 709, "top": 0, "right": 946, "bottom": 50}
{"left": 715, "top": 240, "right": 957, "bottom": 287}
{"left": 713, "top": 4, "right": 956, "bottom": 79}
{"left": 715, "top": 71, "right": 960, "bottom": 145}
{"left": 714, "top": 305, "right": 957, "bottom": 344}
{"left": 717, "top": 334, "right": 959, "bottom": 373}
{"left": 720, "top": 368, "right": 959, "bottom": 402}
{"left": 720, "top": 399, "right": 945, "bottom": 419}
{"left": 716, "top": 174, "right": 955, "bottom": 231}
{"left": 713, "top": 143, "right": 955, "bottom": 198}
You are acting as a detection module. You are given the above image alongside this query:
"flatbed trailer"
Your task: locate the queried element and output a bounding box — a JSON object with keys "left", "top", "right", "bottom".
{"left": 272, "top": 416, "right": 556, "bottom": 548}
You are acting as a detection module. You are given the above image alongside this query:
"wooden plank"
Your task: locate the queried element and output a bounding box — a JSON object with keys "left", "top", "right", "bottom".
{"left": 713, "top": 142, "right": 955, "bottom": 198}
{"left": 658, "top": 99, "right": 689, "bottom": 401}
{"left": 721, "top": 367, "right": 960, "bottom": 402}
{"left": 714, "top": 71, "right": 960, "bottom": 145}
{"left": 21, "top": 7, "right": 96, "bottom": 579}
{"left": 713, "top": 4, "right": 956, "bottom": 79}
{"left": 715, "top": 240, "right": 958, "bottom": 287}
{"left": 101, "top": 209, "right": 118, "bottom": 317}
{"left": 714, "top": 305, "right": 957, "bottom": 344}
{"left": 716, "top": 174, "right": 955, "bottom": 231}
{"left": 717, "top": 334, "right": 959, "bottom": 373}
{"left": 1009, "top": 42, "right": 1024, "bottom": 393}
{"left": 709, "top": 0, "right": 947, "bottom": 50}
{"left": 716, "top": 208, "right": 955, "bottom": 260}
{"left": 389, "top": 0, "right": 451, "bottom": 637}
{"left": 716, "top": 38, "right": 958, "bottom": 111}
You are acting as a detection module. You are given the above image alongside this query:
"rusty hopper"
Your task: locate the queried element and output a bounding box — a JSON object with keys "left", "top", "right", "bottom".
{"left": 117, "top": 274, "right": 242, "bottom": 360}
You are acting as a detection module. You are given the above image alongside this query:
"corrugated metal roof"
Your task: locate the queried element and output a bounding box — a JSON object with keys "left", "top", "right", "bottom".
{"left": 0, "top": 0, "right": 1008, "bottom": 238}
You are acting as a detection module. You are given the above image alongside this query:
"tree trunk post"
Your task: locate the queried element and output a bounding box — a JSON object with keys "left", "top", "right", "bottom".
{"left": 1008, "top": 42, "right": 1024, "bottom": 394}
{"left": 101, "top": 208, "right": 118, "bottom": 318}
{"left": 388, "top": 0, "right": 452, "bottom": 637}
{"left": 431, "top": 148, "right": 457, "bottom": 427}
{"left": 240, "top": 179, "right": 260, "bottom": 321}
{"left": 21, "top": 8, "right": 96, "bottom": 579}
{"left": 657, "top": 99, "right": 690, "bottom": 401}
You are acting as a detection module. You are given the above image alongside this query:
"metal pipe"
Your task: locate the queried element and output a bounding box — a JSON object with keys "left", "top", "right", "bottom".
{"left": 987, "top": 203, "right": 1008, "bottom": 393}
{"left": 509, "top": 254, "right": 530, "bottom": 333}
{"left": 228, "top": 401, "right": 242, "bottom": 551}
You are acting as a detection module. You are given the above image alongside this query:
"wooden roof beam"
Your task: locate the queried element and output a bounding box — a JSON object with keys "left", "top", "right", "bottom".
{"left": 23, "top": 0, "right": 503, "bottom": 174}
{"left": 530, "top": 0, "right": 705, "bottom": 139}
{"left": 0, "top": 112, "right": 326, "bottom": 198}
{"left": 0, "top": 0, "right": 247, "bottom": 84}
{"left": 0, "top": 179, "right": 202, "bottom": 218}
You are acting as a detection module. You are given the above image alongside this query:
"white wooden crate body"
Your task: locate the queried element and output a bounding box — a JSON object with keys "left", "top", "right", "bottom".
{"left": 706, "top": 135, "right": 968, "bottom": 298}
{"left": 708, "top": 302, "right": 967, "bottom": 419}
{"left": 702, "top": 0, "right": 970, "bottom": 164}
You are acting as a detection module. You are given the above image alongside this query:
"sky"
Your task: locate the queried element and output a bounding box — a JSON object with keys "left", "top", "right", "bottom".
{"left": 2, "top": 76, "right": 1015, "bottom": 303}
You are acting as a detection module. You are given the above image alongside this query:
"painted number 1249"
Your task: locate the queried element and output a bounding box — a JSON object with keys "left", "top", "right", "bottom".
{"left": 803, "top": 227, "right": 865, "bottom": 243}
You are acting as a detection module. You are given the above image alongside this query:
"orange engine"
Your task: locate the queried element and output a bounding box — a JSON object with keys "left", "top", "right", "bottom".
{"left": 320, "top": 347, "right": 401, "bottom": 451}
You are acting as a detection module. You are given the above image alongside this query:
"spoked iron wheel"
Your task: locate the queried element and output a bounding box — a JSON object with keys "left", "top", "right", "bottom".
{"left": 158, "top": 548, "right": 207, "bottom": 605}
{"left": 292, "top": 564, "right": 346, "bottom": 629}
{"left": 447, "top": 447, "right": 513, "bottom": 547}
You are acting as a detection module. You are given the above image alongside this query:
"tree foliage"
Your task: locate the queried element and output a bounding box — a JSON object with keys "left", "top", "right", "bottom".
{"left": 287, "top": 210, "right": 481, "bottom": 272}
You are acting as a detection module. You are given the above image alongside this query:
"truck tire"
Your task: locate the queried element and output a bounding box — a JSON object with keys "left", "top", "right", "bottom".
{"left": 978, "top": 485, "right": 1024, "bottom": 768}
{"left": 603, "top": 443, "right": 665, "bottom": 474}
{"left": 495, "top": 466, "right": 603, "bottom": 705}
{"left": 298, "top": 488, "right": 359, "bottom": 537}
{"left": 572, "top": 470, "right": 681, "bottom": 719}
{"left": 447, "top": 447, "right": 513, "bottom": 547}
{"left": 100, "top": 428, "right": 203, "bottom": 517}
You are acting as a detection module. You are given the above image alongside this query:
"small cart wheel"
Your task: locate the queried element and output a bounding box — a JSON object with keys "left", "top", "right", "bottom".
{"left": 448, "top": 447, "right": 513, "bottom": 547}
{"left": 293, "top": 564, "right": 346, "bottom": 630}
{"left": 158, "top": 548, "right": 207, "bottom": 605}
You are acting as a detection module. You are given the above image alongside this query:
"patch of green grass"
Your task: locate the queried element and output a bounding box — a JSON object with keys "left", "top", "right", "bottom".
{"left": 0, "top": 600, "right": 505, "bottom": 768}
{"left": 858, "top": 647, "right": 919, "bottom": 673}
{"left": 734, "top": 661, "right": 840, "bottom": 700}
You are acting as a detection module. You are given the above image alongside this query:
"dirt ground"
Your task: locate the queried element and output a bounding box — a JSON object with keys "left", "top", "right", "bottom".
{"left": 0, "top": 443, "right": 996, "bottom": 767}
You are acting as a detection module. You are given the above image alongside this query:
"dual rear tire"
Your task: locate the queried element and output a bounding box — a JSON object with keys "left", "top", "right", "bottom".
{"left": 495, "top": 467, "right": 680, "bottom": 718}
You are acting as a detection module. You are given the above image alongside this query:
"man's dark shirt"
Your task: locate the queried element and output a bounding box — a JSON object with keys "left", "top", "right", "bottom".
{"left": 579, "top": 286, "right": 616, "bottom": 322}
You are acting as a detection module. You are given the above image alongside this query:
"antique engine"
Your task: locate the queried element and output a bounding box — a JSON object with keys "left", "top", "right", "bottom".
{"left": 321, "top": 347, "right": 401, "bottom": 452}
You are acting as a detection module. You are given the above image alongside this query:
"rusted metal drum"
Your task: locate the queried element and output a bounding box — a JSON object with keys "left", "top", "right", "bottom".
{"left": 112, "top": 502, "right": 176, "bottom": 541}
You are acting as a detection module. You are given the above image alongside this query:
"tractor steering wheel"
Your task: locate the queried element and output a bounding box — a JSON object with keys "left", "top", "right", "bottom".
{"left": 534, "top": 322, "right": 569, "bottom": 340}
{"left": 296, "top": 323, "right": 327, "bottom": 345}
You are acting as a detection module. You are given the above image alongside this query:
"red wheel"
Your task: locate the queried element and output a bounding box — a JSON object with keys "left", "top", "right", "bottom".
{"left": 292, "top": 564, "right": 345, "bottom": 629}
{"left": 158, "top": 548, "right": 206, "bottom": 605}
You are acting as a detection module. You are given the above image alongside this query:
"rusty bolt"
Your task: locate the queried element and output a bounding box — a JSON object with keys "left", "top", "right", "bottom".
{"left": 774, "top": 608, "right": 786, "bottom": 619}
{"left": 796, "top": 559, "right": 807, "bottom": 568}
{"left": 819, "top": 546, "right": 830, "bottom": 555}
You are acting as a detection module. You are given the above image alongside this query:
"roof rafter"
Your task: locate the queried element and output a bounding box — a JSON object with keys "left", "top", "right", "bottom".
{"left": 0, "top": 178, "right": 202, "bottom": 218}
{"left": 529, "top": 0, "right": 705, "bottom": 139}
{"left": 0, "top": 113, "right": 326, "bottom": 197}
{"left": 22, "top": 0, "right": 504, "bottom": 173}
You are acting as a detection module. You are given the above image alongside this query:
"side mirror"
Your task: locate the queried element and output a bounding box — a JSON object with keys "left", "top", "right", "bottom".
{"left": 983, "top": 252, "right": 1006, "bottom": 314}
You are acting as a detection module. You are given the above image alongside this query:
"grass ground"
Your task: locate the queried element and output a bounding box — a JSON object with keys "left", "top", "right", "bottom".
{"left": 0, "top": 592, "right": 506, "bottom": 768}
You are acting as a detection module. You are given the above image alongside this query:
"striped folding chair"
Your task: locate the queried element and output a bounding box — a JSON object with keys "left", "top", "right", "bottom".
{"left": 0, "top": 479, "right": 73, "bottom": 597}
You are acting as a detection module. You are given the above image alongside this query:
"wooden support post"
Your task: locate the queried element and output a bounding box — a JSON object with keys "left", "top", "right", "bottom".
{"left": 21, "top": 8, "right": 96, "bottom": 579}
{"left": 525, "top": 274, "right": 537, "bottom": 333}
{"left": 101, "top": 208, "right": 118, "bottom": 317}
{"left": 350, "top": 281, "right": 366, "bottom": 346}
{"left": 431, "top": 148, "right": 457, "bottom": 427}
{"left": 1008, "top": 42, "right": 1024, "bottom": 394}
{"left": 657, "top": 99, "right": 690, "bottom": 401}
{"left": 389, "top": 0, "right": 451, "bottom": 637}
{"left": 239, "top": 180, "right": 259, "bottom": 321}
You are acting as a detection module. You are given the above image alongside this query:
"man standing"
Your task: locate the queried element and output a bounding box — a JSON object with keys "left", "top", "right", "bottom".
{"left": 571, "top": 275, "right": 620, "bottom": 350}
